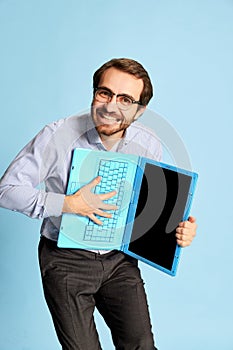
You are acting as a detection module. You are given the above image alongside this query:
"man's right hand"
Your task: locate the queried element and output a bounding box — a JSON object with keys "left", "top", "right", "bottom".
{"left": 62, "top": 176, "right": 118, "bottom": 225}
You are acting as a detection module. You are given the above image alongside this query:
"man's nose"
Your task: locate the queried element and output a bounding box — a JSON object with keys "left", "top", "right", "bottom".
{"left": 105, "top": 95, "right": 119, "bottom": 112}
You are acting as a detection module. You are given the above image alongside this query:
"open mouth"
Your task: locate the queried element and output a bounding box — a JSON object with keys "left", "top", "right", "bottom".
{"left": 97, "top": 112, "right": 122, "bottom": 125}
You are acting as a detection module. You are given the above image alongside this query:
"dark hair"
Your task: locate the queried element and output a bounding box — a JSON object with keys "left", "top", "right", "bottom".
{"left": 93, "top": 58, "right": 153, "bottom": 106}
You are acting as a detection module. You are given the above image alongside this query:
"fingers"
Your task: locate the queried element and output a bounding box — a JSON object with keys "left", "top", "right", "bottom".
{"left": 175, "top": 234, "right": 193, "bottom": 247}
{"left": 88, "top": 200, "right": 118, "bottom": 225}
{"left": 87, "top": 178, "right": 118, "bottom": 210}
{"left": 101, "top": 203, "right": 118, "bottom": 211}
{"left": 88, "top": 213, "right": 103, "bottom": 226}
{"left": 64, "top": 187, "right": 118, "bottom": 228}
{"left": 88, "top": 176, "right": 102, "bottom": 188}
{"left": 72, "top": 176, "right": 119, "bottom": 225}
{"left": 188, "top": 215, "right": 196, "bottom": 224}
{"left": 178, "top": 217, "right": 197, "bottom": 229}
{"left": 85, "top": 178, "right": 118, "bottom": 207}
{"left": 88, "top": 208, "right": 114, "bottom": 225}
{"left": 176, "top": 216, "right": 197, "bottom": 247}
{"left": 99, "top": 190, "right": 117, "bottom": 201}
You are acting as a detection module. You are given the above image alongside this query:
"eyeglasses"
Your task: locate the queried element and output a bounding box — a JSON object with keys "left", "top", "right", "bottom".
{"left": 94, "top": 87, "right": 142, "bottom": 111}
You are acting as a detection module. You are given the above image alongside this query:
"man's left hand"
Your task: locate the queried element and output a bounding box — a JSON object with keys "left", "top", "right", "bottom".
{"left": 176, "top": 216, "right": 197, "bottom": 247}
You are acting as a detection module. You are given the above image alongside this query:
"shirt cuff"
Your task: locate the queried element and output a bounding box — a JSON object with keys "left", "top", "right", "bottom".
{"left": 44, "top": 192, "right": 65, "bottom": 218}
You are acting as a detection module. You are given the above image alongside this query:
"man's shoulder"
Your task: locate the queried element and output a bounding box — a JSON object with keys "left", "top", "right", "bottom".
{"left": 41, "top": 113, "right": 91, "bottom": 143}
{"left": 48, "top": 113, "right": 89, "bottom": 132}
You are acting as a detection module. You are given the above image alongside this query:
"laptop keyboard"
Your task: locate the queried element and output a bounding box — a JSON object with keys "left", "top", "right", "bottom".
{"left": 83, "top": 159, "right": 128, "bottom": 242}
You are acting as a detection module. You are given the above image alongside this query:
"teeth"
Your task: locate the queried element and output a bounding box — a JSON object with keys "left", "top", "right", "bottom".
{"left": 102, "top": 114, "right": 120, "bottom": 122}
{"left": 103, "top": 115, "right": 116, "bottom": 121}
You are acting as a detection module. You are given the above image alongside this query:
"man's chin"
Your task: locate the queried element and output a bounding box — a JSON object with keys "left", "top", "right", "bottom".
{"left": 95, "top": 124, "right": 127, "bottom": 137}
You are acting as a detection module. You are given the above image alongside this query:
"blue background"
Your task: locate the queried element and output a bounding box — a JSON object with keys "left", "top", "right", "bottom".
{"left": 0, "top": 1, "right": 232, "bottom": 349}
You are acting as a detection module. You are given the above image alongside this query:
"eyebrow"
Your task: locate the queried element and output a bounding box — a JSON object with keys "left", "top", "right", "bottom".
{"left": 97, "top": 86, "right": 136, "bottom": 101}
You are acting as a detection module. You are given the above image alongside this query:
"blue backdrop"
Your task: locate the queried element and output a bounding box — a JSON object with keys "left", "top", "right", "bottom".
{"left": 0, "top": 1, "right": 232, "bottom": 349}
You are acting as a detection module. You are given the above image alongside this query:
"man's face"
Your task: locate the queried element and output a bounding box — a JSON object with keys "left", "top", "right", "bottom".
{"left": 91, "top": 67, "right": 145, "bottom": 140}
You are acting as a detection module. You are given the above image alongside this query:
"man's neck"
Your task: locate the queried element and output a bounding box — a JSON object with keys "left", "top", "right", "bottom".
{"left": 101, "top": 136, "right": 122, "bottom": 151}
{"left": 99, "top": 130, "right": 126, "bottom": 151}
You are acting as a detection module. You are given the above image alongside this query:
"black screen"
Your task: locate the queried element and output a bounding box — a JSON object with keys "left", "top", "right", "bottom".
{"left": 128, "top": 163, "right": 192, "bottom": 271}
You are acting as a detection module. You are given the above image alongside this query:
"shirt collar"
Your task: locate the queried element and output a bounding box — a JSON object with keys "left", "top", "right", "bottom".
{"left": 120, "top": 122, "right": 141, "bottom": 146}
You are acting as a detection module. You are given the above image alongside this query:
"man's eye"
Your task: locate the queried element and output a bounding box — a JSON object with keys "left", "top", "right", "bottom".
{"left": 119, "top": 96, "right": 132, "bottom": 105}
{"left": 99, "top": 90, "right": 111, "bottom": 98}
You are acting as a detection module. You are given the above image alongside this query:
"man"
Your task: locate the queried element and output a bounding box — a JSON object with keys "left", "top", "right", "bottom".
{"left": 0, "top": 58, "right": 197, "bottom": 350}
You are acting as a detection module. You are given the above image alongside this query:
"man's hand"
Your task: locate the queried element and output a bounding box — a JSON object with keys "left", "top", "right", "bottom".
{"left": 62, "top": 176, "right": 118, "bottom": 225}
{"left": 176, "top": 216, "right": 197, "bottom": 247}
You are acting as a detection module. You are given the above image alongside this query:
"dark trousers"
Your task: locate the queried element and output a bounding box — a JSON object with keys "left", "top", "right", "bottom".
{"left": 38, "top": 237, "right": 158, "bottom": 350}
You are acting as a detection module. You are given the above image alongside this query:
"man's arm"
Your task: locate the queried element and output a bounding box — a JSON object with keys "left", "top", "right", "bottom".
{"left": 0, "top": 124, "right": 65, "bottom": 219}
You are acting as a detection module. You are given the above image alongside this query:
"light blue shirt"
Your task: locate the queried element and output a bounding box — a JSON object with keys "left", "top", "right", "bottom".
{"left": 0, "top": 113, "right": 162, "bottom": 241}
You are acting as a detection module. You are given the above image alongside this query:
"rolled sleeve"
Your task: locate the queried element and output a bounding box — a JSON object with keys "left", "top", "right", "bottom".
{"left": 44, "top": 192, "right": 65, "bottom": 218}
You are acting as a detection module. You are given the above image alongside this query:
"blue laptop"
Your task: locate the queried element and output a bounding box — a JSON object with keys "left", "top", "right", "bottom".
{"left": 58, "top": 148, "right": 198, "bottom": 276}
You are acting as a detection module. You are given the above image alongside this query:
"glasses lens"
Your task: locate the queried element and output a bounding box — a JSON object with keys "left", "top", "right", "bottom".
{"left": 117, "top": 95, "right": 133, "bottom": 110}
{"left": 95, "top": 89, "right": 112, "bottom": 103}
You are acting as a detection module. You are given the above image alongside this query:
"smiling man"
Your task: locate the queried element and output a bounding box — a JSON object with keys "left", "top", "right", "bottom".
{"left": 0, "top": 58, "right": 197, "bottom": 350}
{"left": 92, "top": 66, "right": 145, "bottom": 142}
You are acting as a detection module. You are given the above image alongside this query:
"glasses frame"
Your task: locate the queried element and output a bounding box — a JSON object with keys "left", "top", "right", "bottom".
{"left": 94, "top": 87, "right": 142, "bottom": 110}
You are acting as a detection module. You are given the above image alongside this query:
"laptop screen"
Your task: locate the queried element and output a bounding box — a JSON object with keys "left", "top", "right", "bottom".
{"left": 128, "top": 162, "right": 192, "bottom": 271}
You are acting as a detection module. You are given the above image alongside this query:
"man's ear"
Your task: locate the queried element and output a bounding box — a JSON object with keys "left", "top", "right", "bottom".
{"left": 133, "top": 105, "right": 146, "bottom": 121}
